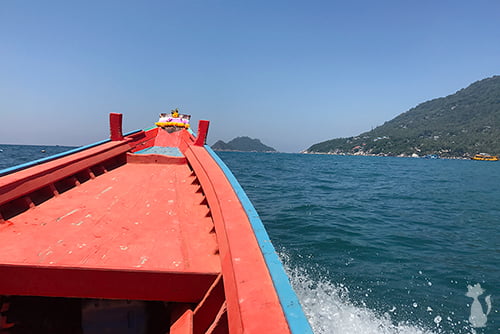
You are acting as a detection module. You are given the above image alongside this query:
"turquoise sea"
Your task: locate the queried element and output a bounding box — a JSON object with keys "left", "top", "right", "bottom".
{"left": 1, "top": 145, "right": 498, "bottom": 334}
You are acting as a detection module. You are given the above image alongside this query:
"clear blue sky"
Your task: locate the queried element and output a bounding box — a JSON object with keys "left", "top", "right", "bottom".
{"left": 1, "top": 1, "right": 499, "bottom": 152}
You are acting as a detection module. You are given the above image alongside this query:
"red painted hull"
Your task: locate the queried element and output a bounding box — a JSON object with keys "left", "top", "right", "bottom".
{"left": 0, "top": 114, "right": 294, "bottom": 333}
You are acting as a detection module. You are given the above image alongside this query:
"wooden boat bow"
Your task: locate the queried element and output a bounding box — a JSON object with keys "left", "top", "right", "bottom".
{"left": 0, "top": 113, "right": 312, "bottom": 333}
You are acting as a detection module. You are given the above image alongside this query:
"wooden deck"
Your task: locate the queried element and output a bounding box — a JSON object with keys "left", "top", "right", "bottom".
{"left": 0, "top": 158, "right": 220, "bottom": 302}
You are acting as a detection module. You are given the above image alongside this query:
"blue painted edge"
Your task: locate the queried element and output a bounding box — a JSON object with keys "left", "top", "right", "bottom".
{"left": 0, "top": 129, "right": 142, "bottom": 177}
{"left": 205, "top": 146, "right": 313, "bottom": 334}
{"left": 134, "top": 146, "right": 183, "bottom": 157}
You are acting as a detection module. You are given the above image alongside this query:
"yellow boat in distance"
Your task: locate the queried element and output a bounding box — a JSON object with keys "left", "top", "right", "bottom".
{"left": 471, "top": 153, "right": 499, "bottom": 161}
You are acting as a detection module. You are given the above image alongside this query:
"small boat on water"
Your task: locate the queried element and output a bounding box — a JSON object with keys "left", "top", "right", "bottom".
{"left": 0, "top": 113, "right": 312, "bottom": 333}
{"left": 471, "top": 153, "right": 499, "bottom": 161}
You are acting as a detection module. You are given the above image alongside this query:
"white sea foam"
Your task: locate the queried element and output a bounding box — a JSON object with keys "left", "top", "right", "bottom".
{"left": 283, "top": 260, "right": 441, "bottom": 334}
{"left": 285, "top": 262, "right": 488, "bottom": 334}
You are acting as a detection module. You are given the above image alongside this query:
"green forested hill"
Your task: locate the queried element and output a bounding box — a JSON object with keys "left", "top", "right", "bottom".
{"left": 305, "top": 76, "right": 500, "bottom": 157}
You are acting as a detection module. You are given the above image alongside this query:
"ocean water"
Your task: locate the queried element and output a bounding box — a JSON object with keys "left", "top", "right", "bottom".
{"left": 0, "top": 144, "right": 77, "bottom": 170}
{"left": 1, "top": 145, "right": 498, "bottom": 334}
{"left": 217, "top": 152, "right": 499, "bottom": 334}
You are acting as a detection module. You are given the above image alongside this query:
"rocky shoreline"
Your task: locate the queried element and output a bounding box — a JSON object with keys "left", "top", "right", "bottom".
{"left": 300, "top": 150, "right": 470, "bottom": 160}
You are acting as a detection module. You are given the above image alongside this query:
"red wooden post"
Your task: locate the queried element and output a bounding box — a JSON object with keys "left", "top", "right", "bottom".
{"left": 194, "top": 120, "right": 210, "bottom": 146}
{"left": 110, "top": 113, "right": 124, "bottom": 141}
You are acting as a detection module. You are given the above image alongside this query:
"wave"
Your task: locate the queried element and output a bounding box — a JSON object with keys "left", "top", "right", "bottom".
{"left": 280, "top": 252, "right": 478, "bottom": 334}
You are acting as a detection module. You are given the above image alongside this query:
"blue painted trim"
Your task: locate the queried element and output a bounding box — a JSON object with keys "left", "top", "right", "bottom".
{"left": 134, "top": 146, "right": 183, "bottom": 157}
{"left": 205, "top": 146, "right": 313, "bottom": 334}
{"left": 0, "top": 129, "right": 142, "bottom": 177}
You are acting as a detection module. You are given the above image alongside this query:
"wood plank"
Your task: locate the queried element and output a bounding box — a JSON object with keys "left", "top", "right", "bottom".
{"left": 0, "top": 163, "right": 219, "bottom": 271}
{"left": 184, "top": 146, "right": 291, "bottom": 333}
{"left": 170, "top": 309, "right": 194, "bottom": 334}
{"left": 0, "top": 142, "right": 130, "bottom": 206}
{"left": 0, "top": 161, "right": 221, "bottom": 301}
{"left": 0, "top": 264, "right": 216, "bottom": 302}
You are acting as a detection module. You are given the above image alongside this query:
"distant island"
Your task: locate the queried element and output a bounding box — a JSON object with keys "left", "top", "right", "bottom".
{"left": 212, "top": 136, "right": 277, "bottom": 152}
{"left": 304, "top": 75, "right": 500, "bottom": 158}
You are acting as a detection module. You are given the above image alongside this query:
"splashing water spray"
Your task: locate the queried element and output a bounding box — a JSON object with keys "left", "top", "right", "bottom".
{"left": 465, "top": 283, "right": 492, "bottom": 328}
